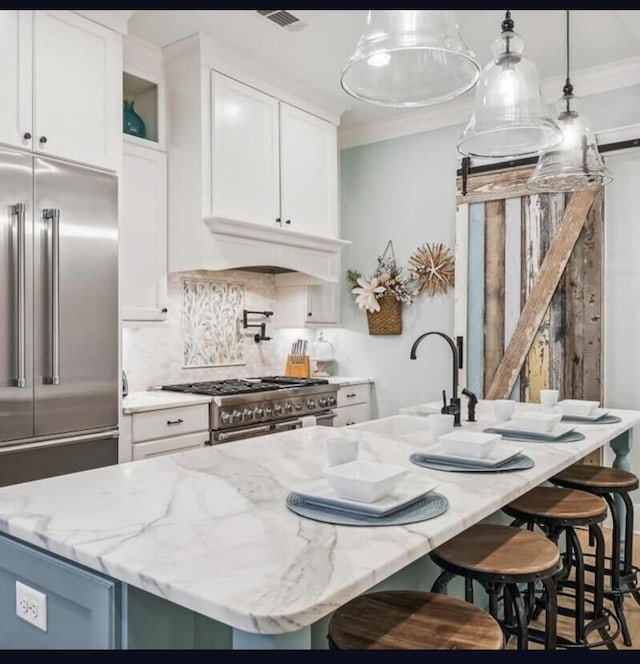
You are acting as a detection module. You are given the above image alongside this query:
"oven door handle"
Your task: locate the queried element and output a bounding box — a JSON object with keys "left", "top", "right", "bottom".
{"left": 216, "top": 424, "right": 272, "bottom": 442}
{"left": 274, "top": 411, "right": 337, "bottom": 430}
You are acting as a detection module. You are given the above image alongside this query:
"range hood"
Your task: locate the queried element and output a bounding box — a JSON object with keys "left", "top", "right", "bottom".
{"left": 194, "top": 218, "right": 350, "bottom": 283}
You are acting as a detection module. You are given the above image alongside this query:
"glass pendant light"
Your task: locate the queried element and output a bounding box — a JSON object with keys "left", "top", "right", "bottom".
{"left": 457, "top": 10, "right": 562, "bottom": 159}
{"left": 528, "top": 11, "right": 612, "bottom": 192}
{"left": 340, "top": 10, "right": 480, "bottom": 108}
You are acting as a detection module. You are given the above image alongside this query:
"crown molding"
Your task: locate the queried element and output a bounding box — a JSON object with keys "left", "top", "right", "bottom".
{"left": 72, "top": 10, "right": 133, "bottom": 35}
{"left": 339, "top": 56, "right": 640, "bottom": 150}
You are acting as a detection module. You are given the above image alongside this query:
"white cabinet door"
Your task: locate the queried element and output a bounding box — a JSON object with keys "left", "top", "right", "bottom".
{"left": 280, "top": 102, "right": 338, "bottom": 238}
{"left": 211, "top": 71, "right": 280, "bottom": 226}
{"left": 121, "top": 142, "right": 168, "bottom": 321}
{"left": 33, "top": 10, "right": 120, "bottom": 170}
{"left": 334, "top": 403, "right": 371, "bottom": 428}
{"left": 132, "top": 432, "right": 209, "bottom": 461}
{"left": 306, "top": 283, "right": 340, "bottom": 325}
{"left": 0, "top": 11, "right": 32, "bottom": 150}
{"left": 275, "top": 283, "right": 340, "bottom": 328}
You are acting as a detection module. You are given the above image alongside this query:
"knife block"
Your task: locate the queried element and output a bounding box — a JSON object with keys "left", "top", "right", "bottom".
{"left": 284, "top": 354, "right": 311, "bottom": 378}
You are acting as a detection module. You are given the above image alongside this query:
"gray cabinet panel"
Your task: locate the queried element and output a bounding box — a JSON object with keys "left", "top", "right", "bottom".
{"left": 0, "top": 533, "right": 118, "bottom": 648}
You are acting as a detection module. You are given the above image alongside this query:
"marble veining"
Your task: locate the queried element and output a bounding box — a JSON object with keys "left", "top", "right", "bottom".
{"left": 0, "top": 409, "right": 637, "bottom": 635}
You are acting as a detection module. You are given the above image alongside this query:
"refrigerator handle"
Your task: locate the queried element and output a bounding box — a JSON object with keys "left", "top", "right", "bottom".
{"left": 11, "top": 203, "right": 26, "bottom": 388}
{"left": 43, "top": 208, "right": 60, "bottom": 386}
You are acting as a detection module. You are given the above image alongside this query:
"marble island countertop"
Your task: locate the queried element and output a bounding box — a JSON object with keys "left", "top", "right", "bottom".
{"left": 0, "top": 408, "right": 637, "bottom": 637}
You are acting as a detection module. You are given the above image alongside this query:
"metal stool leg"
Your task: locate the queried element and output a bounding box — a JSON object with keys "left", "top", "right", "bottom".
{"left": 431, "top": 569, "right": 455, "bottom": 594}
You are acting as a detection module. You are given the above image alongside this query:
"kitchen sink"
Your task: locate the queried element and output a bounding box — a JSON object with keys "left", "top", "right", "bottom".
{"left": 348, "top": 415, "right": 430, "bottom": 439}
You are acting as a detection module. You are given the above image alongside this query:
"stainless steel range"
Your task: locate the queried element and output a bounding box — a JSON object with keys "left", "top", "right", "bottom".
{"left": 161, "top": 376, "right": 338, "bottom": 444}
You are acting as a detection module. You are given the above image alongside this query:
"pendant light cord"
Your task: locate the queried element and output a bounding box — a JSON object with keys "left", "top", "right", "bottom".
{"left": 563, "top": 9, "right": 574, "bottom": 107}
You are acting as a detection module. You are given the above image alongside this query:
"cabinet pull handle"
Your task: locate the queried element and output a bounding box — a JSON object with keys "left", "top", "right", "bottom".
{"left": 161, "top": 307, "right": 168, "bottom": 313}
{"left": 275, "top": 217, "right": 282, "bottom": 226}
{"left": 345, "top": 392, "right": 356, "bottom": 398}
{"left": 307, "top": 312, "right": 312, "bottom": 317}
{"left": 39, "top": 136, "right": 47, "bottom": 144}
{"left": 167, "top": 418, "right": 184, "bottom": 425}
{"left": 346, "top": 422, "right": 355, "bottom": 426}
{"left": 285, "top": 219, "right": 291, "bottom": 225}
{"left": 23, "top": 132, "right": 31, "bottom": 140}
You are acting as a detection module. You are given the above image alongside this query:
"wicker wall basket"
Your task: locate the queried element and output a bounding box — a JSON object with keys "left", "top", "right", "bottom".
{"left": 366, "top": 293, "right": 402, "bottom": 335}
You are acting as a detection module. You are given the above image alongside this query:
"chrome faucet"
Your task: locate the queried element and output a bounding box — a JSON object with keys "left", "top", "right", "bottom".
{"left": 410, "top": 331, "right": 462, "bottom": 426}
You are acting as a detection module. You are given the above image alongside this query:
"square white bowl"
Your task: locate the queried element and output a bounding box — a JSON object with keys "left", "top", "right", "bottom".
{"left": 557, "top": 399, "right": 600, "bottom": 417}
{"left": 438, "top": 431, "right": 502, "bottom": 459}
{"left": 510, "top": 411, "right": 562, "bottom": 432}
{"left": 323, "top": 461, "right": 408, "bottom": 503}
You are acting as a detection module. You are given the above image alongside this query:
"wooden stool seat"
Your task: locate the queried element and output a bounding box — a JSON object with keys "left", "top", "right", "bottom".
{"left": 503, "top": 485, "right": 618, "bottom": 649}
{"left": 503, "top": 486, "right": 607, "bottom": 525}
{"left": 430, "top": 524, "right": 560, "bottom": 649}
{"left": 551, "top": 464, "right": 639, "bottom": 493}
{"left": 328, "top": 590, "right": 504, "bottom": 650}
{"left": 431, "top": 523, "right": 560, "bottom": 580}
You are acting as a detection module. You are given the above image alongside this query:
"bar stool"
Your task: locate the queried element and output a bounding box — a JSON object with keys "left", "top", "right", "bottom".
{"left": 549, "top": 464, "right": 640, "bottom": 646}
{"left": 327, "top": 590, "right": 505, "bottom": 650}
{"left": 429, "top": 523, "right": 561, "bottom": 649}
{"left": 502, "top": 485, "right": 620, "bottom": 649}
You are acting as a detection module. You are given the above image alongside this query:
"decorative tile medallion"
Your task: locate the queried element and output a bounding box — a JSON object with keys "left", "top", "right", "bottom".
{"left": 182, "top": 279, "right": 245, "bottom": 367}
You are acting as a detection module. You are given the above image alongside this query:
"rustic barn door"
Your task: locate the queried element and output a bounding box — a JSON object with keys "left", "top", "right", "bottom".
{"left": 454, "top": 167, "right": 604, "bottom": 460}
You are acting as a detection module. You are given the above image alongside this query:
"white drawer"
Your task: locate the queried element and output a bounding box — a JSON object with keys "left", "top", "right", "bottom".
{"left": 333, "top": 403, "right": 371, "bottom": 427}
{"left": 337, "top": 383, "right": 370, "bottom": 408}
{"left": 132, "top": 404, "right": 209, "bottom": 443}
{"left": 132, "top": 432, "right": 209, "bottom": 461}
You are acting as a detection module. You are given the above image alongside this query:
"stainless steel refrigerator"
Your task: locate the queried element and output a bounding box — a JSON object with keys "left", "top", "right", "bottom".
{"left": 0, "top": 147, "right": 118, "bottom": 487}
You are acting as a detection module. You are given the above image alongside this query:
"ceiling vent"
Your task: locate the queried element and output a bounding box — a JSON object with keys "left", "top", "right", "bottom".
{"left": 255, "top": 10, "right": 308, "bottom": 32}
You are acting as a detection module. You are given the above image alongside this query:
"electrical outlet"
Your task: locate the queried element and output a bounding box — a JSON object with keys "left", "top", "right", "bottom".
{"left": 15, "top": 581, "right": 47, "bottom": 632}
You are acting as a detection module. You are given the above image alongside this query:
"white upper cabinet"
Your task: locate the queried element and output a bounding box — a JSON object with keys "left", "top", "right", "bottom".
{"left": 0, "top": 11, "right": 120, "bottom": 170}
{"left": 280, "top": 102, "right": 338, "bottom": 238}
{"left": 33, "top": 11, "right": 121, "bottom": 170}
{"left": 210, "top": 73, "right": 338, "bottom": 237}
{"left": 211, "top": 72, "right": 280, "bottom": 226}
{"left": 0, "top": 11, "right": 32, "bottom": 150}
{"left": 121, "top": 142, "right": 168, "bottom": 322}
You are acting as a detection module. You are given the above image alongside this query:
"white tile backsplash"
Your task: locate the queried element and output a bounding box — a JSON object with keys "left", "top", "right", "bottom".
{"left": 122, "top": 270, "right": 311, "bottom": 391}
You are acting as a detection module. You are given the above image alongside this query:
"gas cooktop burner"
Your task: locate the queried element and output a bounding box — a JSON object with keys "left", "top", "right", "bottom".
{"left": 161, "top": 376, "right": 329, "bottom": 397}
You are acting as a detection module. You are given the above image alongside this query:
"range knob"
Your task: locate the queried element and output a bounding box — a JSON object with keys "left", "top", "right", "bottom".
{"left": 243, "top": 408, "right": 254, "bottom": 421}
{"left": 273, "top": 403, "right": 282, "bottom": 415}
{"left": 232, "top": 410, "right": 242, "bottom": 423}
{"left": 254, "top": 406, "right": 265, "bottom": 419}
{"left": 306, "top": 398, "right": 316, "bottom": 410}
{"left": 285, "top": 402, "right": 293, "bottom": 414}
{"left": 328, "top": 395, "right": 337, "bottom": 407}
{"left": 294, "top": 402, "right": 302, "bottom": 411}
{"left": 264, "top": 407, "right": 273, "bottom": 417}
{"left": 318, "top": 397, "right": 328, "bottom": 408}
{"left": 221, "top": 412, "right": 233, "bottom": 425}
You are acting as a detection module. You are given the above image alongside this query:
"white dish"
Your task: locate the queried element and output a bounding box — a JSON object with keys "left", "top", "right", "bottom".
{"left": 489, "top": 421, "right": 577, "bottom": 440}
{"left": 416, "top": 441, "right": 524, "bottom": 468}
{"left": 557, "top": 399, "right": 600, "bottom": 417}
{"left": 437, "top": 431, "right": 502, "bottom": 459}
{"left": 293, "top": 474, "right": 438, "bottom": 516}
{"left": 324, "top": 460, "right": 408, "bottom": 503}
{"left": 561, "top": 407, "right": 609, "bottom": 422}
{"left": 510, "top": 411, "right": 562, "bottom": 432}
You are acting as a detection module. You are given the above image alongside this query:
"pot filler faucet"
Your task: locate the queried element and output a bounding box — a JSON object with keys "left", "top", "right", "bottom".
{"left": 409, "top": 331, "right": 478, "bottom": 426}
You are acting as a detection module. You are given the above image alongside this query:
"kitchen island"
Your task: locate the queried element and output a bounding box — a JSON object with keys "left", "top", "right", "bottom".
{"left": 0, "top": 407, "right": 637, "bottom": 649}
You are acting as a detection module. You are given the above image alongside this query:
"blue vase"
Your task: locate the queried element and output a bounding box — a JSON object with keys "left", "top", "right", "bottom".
{"left": 123, "top": 99, "right": 146, "bottom": 139}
